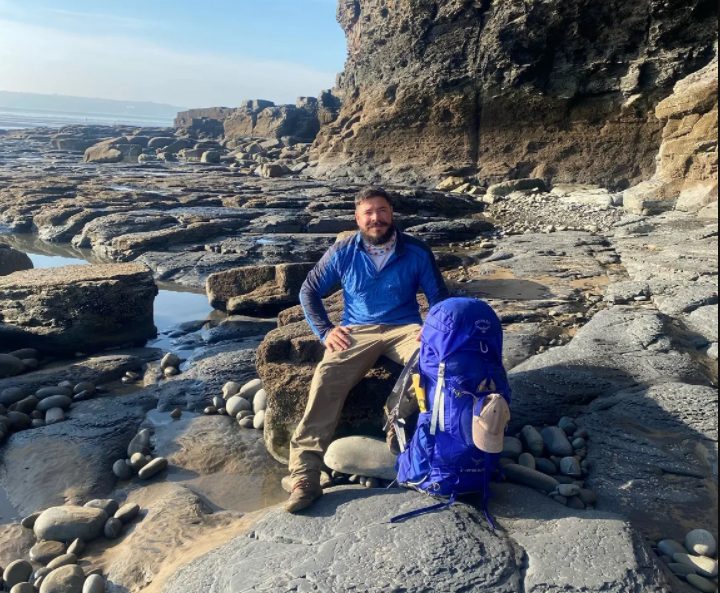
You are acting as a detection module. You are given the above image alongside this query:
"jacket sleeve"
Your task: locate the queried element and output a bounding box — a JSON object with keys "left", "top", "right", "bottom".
{"left": 300, "top": 248, "right": 343, "bottom": 341}
{"left": 420, "top": 249, "right": 450, "bottom": 308}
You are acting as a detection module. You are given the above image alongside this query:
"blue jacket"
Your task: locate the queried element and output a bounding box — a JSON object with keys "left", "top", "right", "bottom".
{"left": 301, "top": 229, "right": 450, "bottom": 341}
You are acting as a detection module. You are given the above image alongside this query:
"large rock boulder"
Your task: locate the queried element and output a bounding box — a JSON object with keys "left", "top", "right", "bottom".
{"left": 174, "top": 107, "right": 236, "bottom": 139}
{"left": 206, "top": 263, "right": 315, "bottom": 314}
{"left": 0, "top": 244, "right": 33, "bottom": 276}
{"left": 0, "top": 263, "right": 158, "bottom": 355}
{"left": 34, "top": 506, "right": 108, "bottom": 543}
{"left": 83, "top": 137, "right": 143, "bottom": 164}
{"left": 312, "top": 0, "right": 717, "bottom": 187}
{"left": 224, "top": 101, "right": 321, "bottom": 142}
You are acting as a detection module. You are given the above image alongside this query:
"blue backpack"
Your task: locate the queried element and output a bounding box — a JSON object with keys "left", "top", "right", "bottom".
{"left": 391, "top": 297, "right": 511, "bottom": 525}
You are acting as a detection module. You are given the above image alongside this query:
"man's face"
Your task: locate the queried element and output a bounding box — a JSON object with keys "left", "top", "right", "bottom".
{"left": 356, "top": 197, "right": 395, "bottom": 245}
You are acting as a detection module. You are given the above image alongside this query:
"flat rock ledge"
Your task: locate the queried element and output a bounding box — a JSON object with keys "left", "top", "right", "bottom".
{"left": 0, "top": 263, "right": 158, "bottom": 355}
{"left": 163, "top": 487, "right": 675, "bottom": 593}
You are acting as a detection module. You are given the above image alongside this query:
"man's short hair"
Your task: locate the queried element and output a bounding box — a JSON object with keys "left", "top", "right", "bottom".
{"left": 355, "top": 186, "right": 394, "bottom": 208}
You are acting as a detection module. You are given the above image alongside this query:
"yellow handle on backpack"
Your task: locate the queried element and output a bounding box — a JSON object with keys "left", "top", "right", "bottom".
{"left": 413, "top": 374, "right": 428, "bottom": 413}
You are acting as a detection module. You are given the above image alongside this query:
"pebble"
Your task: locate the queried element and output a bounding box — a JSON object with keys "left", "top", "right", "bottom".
{"left": 129, "top": 452, "right": 149, "bottom": 472}
{"left": 520, "top": 426, "right": 545, "bottom": 457}
{"left": 35, "top": 387, "right": 72, "bottom": 400}
{"left": 161, "top": 352, "right": 181, "bottom": 370}
{"left": 501, "top": 437, "right": 523, "bottom": 461}
{"left": 138, "top": 457, "right": 169, "bottom": 480}
{"left": 73, "top": 382, "right": 96, "bottom": 395}
{"left": 222, "top": 381, "right": 242, "bottom": 400}
{"left": 121, "top": 376, "right": 135, "bottom": 385}
{"left": 37, "top": 564, "right": 85, "bottom": 592}
{"left": 45, "top": 407, "right": 66, "bottom": 425}
{"left": 669, "top": 563, "right": 697, "bottom": 579}
{"left": 8, "top": 411, "right": 31, "bottom": 430}
{"left": 67, "top": 539, "right": 85, "bottom": 557}
{"left": 239, "top": 379, "right": 263, "bottom": 402}
{"left": 558, "top": 417, "right": 578, "bottom": 436}
{"left": 47, "top": 553, "right": 78, "bottom": 570}
{"left": 535, "top": 458, "right": 558, "bottom": 475}
{"left": 558, "top": 484, "right": 581, "bottom": 497}
{"left": 83, "top": 574, "right": 106, "bottom": 593}
{"left": 658, "top": 540, "right": 687, "bottom": 557}
{"left": 366, "top": 477, "right": 381, "bottom": 489}
{"left": 572, "top": 438, "right": 587, "bottom": 450}
{"left": 32, "top": 419, "right": 46, "bottom": 429}
{"left": 238, "top": 416, "right": 255, "bottom": 429}
{"left": 253, "top": 389, "right": 268, "bottom": 414}
{"left": 114, "top": 503, "right": 140, "bottom": 524}
{"left": 125, "top": 371, "right": 141, "bottom": 380}
{"left": 4, "top": 560, "right": 33, "bottom": 588}
{"left": 567, "top": 496, "right": 586, "bottom": 510}
{"left": 163, "top": 366, "right": 179, "bottom": 377}
{"left": 85, "top": 499, "right": 119, "bottom": 517}
{"left": 553, "top": 495, "right": 568, "bottom": 505}
{"left": 10, "top": 583, "right": 35, "bottom": 593}
{"left": 673, "top": 554, "right": 719, "bottom": 578}
{"left": 127, "top": 429, "right": 153, "bottom": 457}
{"left": 38, "top": 395, "right": 73, "bottom": 413}
{"left": 502, "top": 464, "right": 560, "bottom": 493}
{"left": 573, "top": 429, "right": 589, "bottom": 440}
{"left": 560, "top": 457, "right": 582, "bottom": 477}
{"left": 578, "top": 489, "right": 597, "bottom": 505}
{"left": 541, "top": 427, "right": 574, "bottom": 457}
{"left": 686, "top": 530, "right": 717, "bottom": 558}
{"left": 204, "top": 406, "right": 218, "bottom": 415}
{"left": 34, "top": 506, "right": 108, "bottom": 543}
{"left": 170, "top": 409, "right": 182, "bottom": 419}
{"left": 253, "top": 410, "right": 266, "bottom": 430}
{"left": 518, "top": 453, "right": 536, "bottom": 470}
{"left": 687, "top": 574, "right": 718, "bottom": 593}
{"left": 21, "top": 511, "right": 42, "bottom": 529}
{"left": 104, "top": 518, "right": 123, "bottom": 539}
{"left": 113, "top": 459, "right": 134, "bottom": 480}
{"left": 226, "top": 396, "right": 252, "bottom": 417}
{"left": 236, "top": 410, "right": 253, "bottom": 421}
{"left": 73, "top": 391, "right": 93, "bottom": 402}
{"left": 30, "top": 540, "right": 67, "bottom": 563}
{"left": 10, "top": 396, "right": 39, "bottom": 415}
{"left": 324, "top": 436, "right": 399, "bottom": 481}
{"left": 0, "top": 387, "right": 26, "bottom": 407}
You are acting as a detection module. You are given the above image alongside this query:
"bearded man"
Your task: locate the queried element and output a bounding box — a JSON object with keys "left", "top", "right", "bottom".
{"left": 285, "top": 186, "right": 449, "bottom": 513}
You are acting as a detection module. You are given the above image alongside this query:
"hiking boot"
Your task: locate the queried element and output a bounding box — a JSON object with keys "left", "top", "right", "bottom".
{"left": 320, "top": 471, "right": 334, "bottom": 490}
{"left": 284, "top": 478, "right": 323, "bottom": 514}
{"left": 386, "top": 423, "right": 401, "bottom": 456}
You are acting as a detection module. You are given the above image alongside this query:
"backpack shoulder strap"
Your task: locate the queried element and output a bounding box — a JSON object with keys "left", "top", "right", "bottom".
{"left": 430, "top": 362, "right": 446, "bottom": 435}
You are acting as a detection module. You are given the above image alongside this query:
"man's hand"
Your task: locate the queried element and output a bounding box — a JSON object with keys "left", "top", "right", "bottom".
{"left": 324, "top": 326, "right": 353, "bottom": 352}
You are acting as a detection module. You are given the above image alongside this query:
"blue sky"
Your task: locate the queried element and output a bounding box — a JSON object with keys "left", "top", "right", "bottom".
{"left": 0, "top": 0, "right": 347, "bottom": 107}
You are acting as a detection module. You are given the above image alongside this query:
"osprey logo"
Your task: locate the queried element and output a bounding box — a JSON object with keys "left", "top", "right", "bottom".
{"left": 475, "top": 319, "right": 492, "bottom": 333}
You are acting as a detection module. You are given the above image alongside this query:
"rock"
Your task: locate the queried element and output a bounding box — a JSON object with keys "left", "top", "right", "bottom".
{"left": 38, "top": 564, "right": 85, "bottom": 593}
{"left": 160, "top": 353, "right": 181, "bottom": 371}
{"left": 21, "top": 511, "right": 42, "bottom": 529}
{"left": 36, "top": 387, "right": 73, "bottom": 400}
{"left": 520, "top": 426, "right": 545, "bottom": 457}
{"left": 127, "top": 429, "right": 153, "bottom": 457}
{"left": 253, "top": 390, "right": 267, "bottom": 414}
{"left": 163, "top": 367, "right": 179, "bottom": 377}
{"left": 487, "top": 179, "right": 548, "bottom": 202}
{"left": 7, "top": 411, "right": 31, "bottom": 431}
{"left": 67, "top": 539, "right": 85, "bottom": 557}
{"left": 686, "top": 530, "right": 717, "bottom": 558}
{"left": 541, "top": 427, "right": 575, "bottom": 457}
{"left": 45, "top": 408, "right": 66, "bottom": 426}
{"left": 659, "top": 539, "right": 689, "bottom": 557}
{"left": 222, "top": 382, "right": 242, "bottom": 400}
{"left": 73, "top": 383, "right": 95, "bottom": 395}
{"left": 572, "top": 438, "right": 587, "bottom": 450}
{"left": 201, "top": 151, "right": 221, "bottom": 164}
{"left": 47, "top": 553, "right": 78, "bottom": 570}
{"left": 558, "top": 484, "right": 581, "bottom": 498}
{"left": 501, "top": 437, "right": 523, "bottom": 461}
{"left": 34, "top": 506, "right": 108, "bottom": 543}
{"left": 674, "top": 554, "right": 719, "bottom": 579}
{"left": 1, "top": 387, "right": 26, "bottom": 406}
{"left": 560, "top": 457, "right": 583, "bottom": 477}
{"left": 0, "top": 354, "right": 25, "bottom": 379}
{"left": 37, "top": 395, "right": 73, "bottom": 413}
{"left": 204, "top": 406, "right": 218, "bottom": 416}
{"left": 253, "top": 410, "right": 266, "bottom": 430}
{"left": 567, "top": 496, "right": 586, "bottom": 510}
{"left": 687, "top": 574, "right": 719, "bottom": 593}
{"left": 104, "top": 518, "right": 123, "bottom": 539}
{"left": 0, "top": 264, "right": 158, "bottom": 356}
{"left": 225, "top": 396, "right": 252, "bottom": 417}
{"left": 84, "top": 137, "right": 142, "bottom": 164}
{"left": 535, "top": 458, "right": 558, "bottom": 475}
{"left": 112, "top": 460, "right": 133, "bottom": 481}
{"left": 10, "top": 583, "right": 35, "bottom": 593}
{"left": 669, "top": 562, "right": 697, "bottom": 578}
{"left": 82, "top": 575, "right": 105, "bottom": 593}
{"left": 84, "top": 500, "right": 119, "bottom": 517}
{"left": 553, "top": 495, "right": 568, "bottom": 506}
{"left": 31, "top": 540, "right": 67, "bottom": 564}
{"left": 578, "top": 489, "right": 598, "bottom": 505}
{"left": 238, "top": 417, "right": 254, "bottom": 429}
{"left": 324, "top": 437, "right": 398, "bottom": 481}
{"left": 518, "top": 453, "right": 536, "bottom": 470}
{"left": 0, "top": 244, "right": 33, "bottom": 276}
{"left": 502, "top": 464, "right": 560, "bottom": 493}
{"left": 10, "top": 396, "right": 39, "bottom": 415}
{"left": 170, "top": 408, "right": 182, "bottom": 419}
{"left": 3, "top": 560, "right": 33, "bottom": 588}
{"left": 236, "top": 410, "right": 253, "bottom": 421}
{"left": 138, "top": 458, "right": 169, "bottom": 480}
{"left": 239, "top": 379, "right": 264, "bottom": 402}
{"left": 114, "top": 504, "right": 140, "bottom": 525}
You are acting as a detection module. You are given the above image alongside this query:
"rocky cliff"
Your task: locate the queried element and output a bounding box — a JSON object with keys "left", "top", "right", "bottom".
{"left": 310, "top": 0, "right": 717, "bottom": 188}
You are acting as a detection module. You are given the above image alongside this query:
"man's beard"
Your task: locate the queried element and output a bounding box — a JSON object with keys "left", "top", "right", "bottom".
{"left": 361, "top": 224, "right": 395, "bottom": 246}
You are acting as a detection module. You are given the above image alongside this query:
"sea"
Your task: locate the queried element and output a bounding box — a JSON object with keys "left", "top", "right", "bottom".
{"left": 0, "top": 106, "right": 175, "bottom": 131}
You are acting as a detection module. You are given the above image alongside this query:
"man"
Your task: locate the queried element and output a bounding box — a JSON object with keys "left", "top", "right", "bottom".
{"left": 286, "top": 186, "right": 449, "bottom": 513}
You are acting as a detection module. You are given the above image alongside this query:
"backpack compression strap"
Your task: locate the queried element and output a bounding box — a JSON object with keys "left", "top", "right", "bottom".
{"left": 390, "top": 492, "right": 457, "bottom": 524}
{"left": 430, "top": 363, "right": 446, "bottom": 435}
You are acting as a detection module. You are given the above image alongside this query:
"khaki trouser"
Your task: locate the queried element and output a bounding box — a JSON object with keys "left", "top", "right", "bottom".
{"left": 289, "top": 324, "right": 422, "bottom": 483}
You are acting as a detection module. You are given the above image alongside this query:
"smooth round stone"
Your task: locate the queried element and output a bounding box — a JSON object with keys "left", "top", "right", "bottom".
{"left": 127, "top": 429, "right": 152, "bottom": 457}
{"left": 67, "top": 539, "right": 85, "bottom": 557}
{"left": 138, "top": 457, "right": 169, "bottom": 480}
{"left": 669, "top": 563, "right": 697, "bottom": 579}
{"left": 0, "top": 387, "right": 26, "bottom": 407}
{"left": 253, "top": 389, "right": 268, "bottom": 414}
{"left": 113, "top": 460, "right": 133, "bottom": 481}
{"left": 30, "top": 540, "right": 67, "bottom": 564}
{"left": 501, "top": 437, "right": 523, "bottom": 461}
{"left": 578, "top": 489, "right": 597, "bottom": 505}
{"left": 236, "top": 410, "right": 253, "bottom": 421}
{"left": 84, "top": 567, "right": 103, "bottom": 578}
{"left": 170, "top": 409, "right": 182, "bottom": 419}
{"left": 10, "top": 396, "right": 39, "bottom": 415}
{"left": 9, "top": 348, "right": 38, "bottom": 360}
{"left": 35, "top": 506, "right": 108, "bottom": 543}
{"left": 499, "top": 458, "right": 516, "bottom": 467}
{"left": 686, "top": 530, "right": 717, "bottom": 558}
{"left": 84, "top": 500, "right": 119, "bottom": 517}
{"left": 658, "top": 540, "right": 687, "bottom": 557}
{"left": 164, "top": 366, "right": 179, "bottom": 377}
{"left": 558, "top": 417, "right": 577, "bottom": 435}
{"left": 365, "top": 477, "right": 381, "bottom": 489}
{"left": 687, "top": 574, "right": 718, "bottom": 593}
{"left": 573, "top": 429, "right": 590, "bottom": 440}
{"left": 7, "top": 411, "right": 31, "bottom": 431}
{"left": 37, "top": 396, "right": 72, "bottom": 413}
{"left": 518, "top": 453, "right": 536, "bottom": 470}
{"left": 104, "top": 518, "right": 123, "bottom": 539}
{"left": 73, "top": 390, "right": 93, "bottom": 402}
{"left": 22, "top": 358, "right": 39, "bottom": 370}
{"left": 560, "top": 457, "right": 582, "bottom": 477}
{"left": 32, "top": 418, "right": 47, "bottom": 429}
{"left": 553, "top": 495, "right": 568, "bottom": 506}
{"left": 558, "top": 484, "right": 581, "bottom": 498}
{"left": 502, "top": 464, "right": 560, "bottom": 494}
{"left": 217, "top": 408, "right": 227, "bottom": 416}
{"left": 22, "top": 511, "right": 42, "bottom": 529}
{"left": 73, "top": 382, "right": 96, "bottom": 395}
{"left": 38, "top": 564, "right": 85, "bottom": 593}
{"left": 83, "top": 574, "right": 106, "bottom": 593}
{"left": 535, "top": 458, "right": 558, "bottom": 475}
{"left": 226, "top": 396, "right": 252, "bottom": 417}
{"left": 325, "top": 436, "right": 399, "bottom": 481}
{"left": 520, "top": 426, "right": 545, "bottom": 457}
{"left": 541, "top": 427, "right": 575, "bottom": 457}
{"left": 239, "top": 379, "right": 263, "bottom": 402}
{"left": 129, "top": 452, "right": 150, "bottom": 472}
{"left": 567, "top": 496, "right": 586, "bottom": 510}
{"left": 114, "top": 503, "right": 140, "bottom": 524}
{"left": 161, "top": 352, "right": 181, "bottom": 370}
{"left": 47, "top": 553, "right": 78, "bottom": 570}
{"left": 253, "top": 410, "right": 266, "bottom": 430}
{"left": 3, "top": 559, "right": 33, "bottom": 587}
{"left": 10, "top": 583, "right": 35, "bottom": 593}
{"left": 572, "top": 438, "right": 587, "bottom": 450}
{"left": 204, "top": 406, "right": 217, "bottom": 415}
{"left": 238, "top": 416, "right": 255, "bottom": 429}
{"left": 674, "top": 554, "right": 719, "bottom": 578}
{"left": 222, "top": 381, "right": 242, "bottom": 400}
{"left": 45, "top": 408, "right": 66, "bottom": 425}
{"left": 35, "top": 387, "right": 72, "bottom": 400}
{"left": 58, "top": 381, "right": 74, "bottom": 389}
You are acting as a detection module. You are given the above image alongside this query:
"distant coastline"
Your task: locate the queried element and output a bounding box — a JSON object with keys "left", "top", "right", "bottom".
{"left": 0, "top": 106, "right": 175, "bottom": 130}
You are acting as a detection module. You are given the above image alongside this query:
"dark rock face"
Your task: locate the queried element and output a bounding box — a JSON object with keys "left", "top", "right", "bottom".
{"left": 0, "top": 244, "right": 33, "bottom": 276}
{"left": 174, "top": 107, "right": 237, "bottom": 139}
{"left": 312, "top": 0, "right": 717, "bottom": 188}
{"left": 224, "top": 98, "right": 330, "bottom": 142}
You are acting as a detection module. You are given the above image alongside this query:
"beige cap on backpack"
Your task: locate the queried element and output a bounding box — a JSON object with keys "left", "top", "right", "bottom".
{"left": 473, "top": 394, "right": 511, "bottom": 454}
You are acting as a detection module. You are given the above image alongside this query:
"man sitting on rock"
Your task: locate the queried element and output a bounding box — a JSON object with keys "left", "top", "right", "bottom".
{"left": 286, "top": 186, "right": 449, "bottom": 513}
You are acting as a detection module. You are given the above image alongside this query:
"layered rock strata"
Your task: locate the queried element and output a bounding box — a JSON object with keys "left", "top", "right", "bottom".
{"left": 311, "top": 0, "right": 718, "bottom": 188}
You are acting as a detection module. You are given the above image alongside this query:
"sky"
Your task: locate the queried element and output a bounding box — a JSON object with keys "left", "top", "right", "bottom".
{"left": 0, "top": 0, "right": 347, "bottom": 109}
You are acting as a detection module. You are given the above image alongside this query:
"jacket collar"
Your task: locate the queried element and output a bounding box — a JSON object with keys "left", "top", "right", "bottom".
{"left": 355, "top": 226, "right": 406, "bottom": 256}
